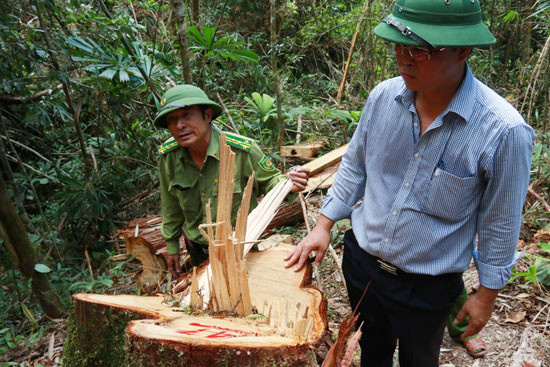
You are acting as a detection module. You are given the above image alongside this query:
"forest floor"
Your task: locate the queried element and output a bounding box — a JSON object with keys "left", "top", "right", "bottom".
{"left": 2, "top": 196, "right": 549, "bottom": 367}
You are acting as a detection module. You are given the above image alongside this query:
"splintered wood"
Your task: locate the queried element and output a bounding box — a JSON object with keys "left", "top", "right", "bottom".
{"left": 197, "top": 134, "right": 252, "bottom": 316}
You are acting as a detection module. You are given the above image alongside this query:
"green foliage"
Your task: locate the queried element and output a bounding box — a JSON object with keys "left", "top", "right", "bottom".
{"left": 510, "top": 242, "right": 550, "bottom": 287}
{"left": 245, "top": 92, "right": 277, "bottom": 123}
{"left": 188, "top": 26, "right": 259, "bottom": 64}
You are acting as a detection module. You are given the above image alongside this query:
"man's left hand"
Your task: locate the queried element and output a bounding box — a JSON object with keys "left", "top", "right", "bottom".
{"left": 454, "top": 286, "right": 499, "bottom": 339}
{"left": 288, "top": 166, "right": 310, "bottom": 192}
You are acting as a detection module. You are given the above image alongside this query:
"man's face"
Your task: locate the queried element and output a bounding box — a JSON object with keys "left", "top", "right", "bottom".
{"left": 394, "top": 45, "right": 471, "bottom": 93}
{"left": 166, "top": 105, "right": 212, "bottom": 148}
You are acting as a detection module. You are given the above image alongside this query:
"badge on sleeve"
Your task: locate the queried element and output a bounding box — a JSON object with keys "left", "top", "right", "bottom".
{"left": 259, "top": 155, "right": 277, "bottom": 172}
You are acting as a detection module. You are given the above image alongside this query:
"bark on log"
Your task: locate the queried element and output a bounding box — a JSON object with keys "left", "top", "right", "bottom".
{"left": 64, "top": 243, "right": 327, "bottom": 366}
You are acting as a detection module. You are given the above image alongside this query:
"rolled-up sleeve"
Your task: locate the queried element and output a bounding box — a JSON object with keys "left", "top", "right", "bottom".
{"left": 475, "top": 124, "right": 534, "bottom": 289}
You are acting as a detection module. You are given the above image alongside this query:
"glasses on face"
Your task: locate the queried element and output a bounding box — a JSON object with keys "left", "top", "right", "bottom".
{"left": 388, "top": 43, "right": 446, "bottom": 61}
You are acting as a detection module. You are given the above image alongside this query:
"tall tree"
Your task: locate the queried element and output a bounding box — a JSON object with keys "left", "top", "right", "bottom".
{"left": 171, "top": 0, "right": 193, "bottom": 83}
{"left": 270, "top": 0, "right": 285, "bottom": 147}
{"left": 0, "top": 173, "right": 64, "bottom": 319}
{"left": 191, "top": 0, "right": 200, "bottom": 25}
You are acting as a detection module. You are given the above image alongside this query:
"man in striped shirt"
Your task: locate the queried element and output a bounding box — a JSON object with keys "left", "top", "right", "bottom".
{"left": 285, "top": 0, "right": 534, "bottom": 366}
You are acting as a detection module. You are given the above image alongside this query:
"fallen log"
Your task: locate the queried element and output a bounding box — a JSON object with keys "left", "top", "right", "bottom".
{"left": 63, "top": 241, "right": 327, "bottom": 367}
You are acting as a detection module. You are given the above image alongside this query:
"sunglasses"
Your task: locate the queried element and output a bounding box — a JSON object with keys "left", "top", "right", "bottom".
{"left": 388, "top": 43, "right": 446, "bottom": 61}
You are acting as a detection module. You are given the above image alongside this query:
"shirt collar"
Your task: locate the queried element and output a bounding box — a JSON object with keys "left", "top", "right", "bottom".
{"left": 395, "top": 63, "right": 477, "bottom": 123}
{"left": 180, "top": 125, "right": 219, "bottom": 163}
{"left": 446, "top": 63, "right": 475, "bottom": 122}
{"left": 206, "top": 126, "right": 220, "bottom": 160}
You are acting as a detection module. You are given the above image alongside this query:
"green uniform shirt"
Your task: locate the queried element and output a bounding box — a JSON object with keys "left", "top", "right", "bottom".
{"left": 159, "top": 127, "right": 285, "bottom": 255}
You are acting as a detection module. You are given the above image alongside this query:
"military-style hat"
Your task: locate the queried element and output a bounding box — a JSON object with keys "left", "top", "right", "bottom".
{"left": 153, "top": 84, "right": 222, "bottom": 128}
{"left": 374, "top": 0, "right": 496, "bottom": 48}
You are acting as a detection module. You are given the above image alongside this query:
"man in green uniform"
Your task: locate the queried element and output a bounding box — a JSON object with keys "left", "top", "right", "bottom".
{"left": 154, "top": 85, "right": 310, "bottom": 278}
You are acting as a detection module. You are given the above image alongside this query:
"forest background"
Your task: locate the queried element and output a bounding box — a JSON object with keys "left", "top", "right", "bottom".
{"left": 0, "top": 0, "right": 548, "bottom": 365}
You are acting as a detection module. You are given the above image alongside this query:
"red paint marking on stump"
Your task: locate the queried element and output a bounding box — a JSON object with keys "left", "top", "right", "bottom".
{"left": 176, "top": 322, "right": 258, "bottom": 339}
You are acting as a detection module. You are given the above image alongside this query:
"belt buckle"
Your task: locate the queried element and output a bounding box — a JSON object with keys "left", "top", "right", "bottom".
{"left": 377, "top": 259, "right": 398, "bottom": 275}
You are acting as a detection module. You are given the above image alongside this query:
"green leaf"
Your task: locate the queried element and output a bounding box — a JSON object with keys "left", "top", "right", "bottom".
{"left": 539, "top": 242, "right": 550, "bottom": 252}
{"left": 118, "top": 69, "right": 129, "bottom": 82}
{"left": 99, "top": 68, "right": 117, "bottom": 80}
{"left": 501, "top": 10, "right": 519, "bottom": 23}
{"left": 34, "top": 264, "right": 51, "bottom": 273}
{"left": 202, "top": 27, "right": 216, "bottom": 49}
{"left": 95, "top": 278, "right": 113, "bottom": 288}
{"left": 21, "top": 303, "right": 37, "bottom": 324}
{"left": 219, "top": 49, "right": 259, "bottom": 63}
{"left": 245, "top": 313, "right": 265, "bottom": 319}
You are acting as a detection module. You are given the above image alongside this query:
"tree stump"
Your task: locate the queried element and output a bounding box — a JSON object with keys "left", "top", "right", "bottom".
{"left": 63, "top": 242, "right": 327, "bottom": 366}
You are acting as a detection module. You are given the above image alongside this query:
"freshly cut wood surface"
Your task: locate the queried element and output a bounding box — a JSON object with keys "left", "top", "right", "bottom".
{"left": 305, "top": 162, "right": 340, "bottom": 192}
{"left": 68, "top": 242, "right": 326, "bottom": 366}
{"left": 303, "top": 143, "right": 348, "bottom": 175}
{"left": 280, "top": 143, "right": 324, "bottom": 158}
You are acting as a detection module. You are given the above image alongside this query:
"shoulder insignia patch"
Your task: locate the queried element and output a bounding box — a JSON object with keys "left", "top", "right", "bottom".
{"left": 158, "top": 137, "right": 181, "bottom": 156}
{"left": 258, "top": 155, "right": 277, "bottom": 172}
{"left": 225, "top": 132, "right": 252, "bottom": 152}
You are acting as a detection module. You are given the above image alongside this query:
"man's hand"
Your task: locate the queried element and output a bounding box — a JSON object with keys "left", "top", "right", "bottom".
{"left": 165, "top": 254, "right": 182, "bottom": 279}
{"left": 288, "top": 166, "right": 310, "bottom": 192}
{"left": 454, "top": 286, "right": 499, "bottom": 339}
{"left": 284, "top": 215, "right": 334, "bottom": 271}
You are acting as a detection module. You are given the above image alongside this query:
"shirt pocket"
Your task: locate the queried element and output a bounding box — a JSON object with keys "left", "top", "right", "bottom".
{"left": 422, "top": 168, "right": 481, "bottom": 222}
{"left": 169, "top": 181, "right": 199, "bottom": 217}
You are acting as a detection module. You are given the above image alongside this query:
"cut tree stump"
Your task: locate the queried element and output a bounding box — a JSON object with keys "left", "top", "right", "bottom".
{"left": 63, "top": 241, "right": 327, "bottom": 367}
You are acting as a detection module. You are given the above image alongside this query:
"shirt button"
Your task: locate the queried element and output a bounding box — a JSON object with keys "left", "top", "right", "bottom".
{"left": 404, "top": 182, "right": 410, "bottom": 188}
{"left": 392, "top": 211, "right": 398, "bottom": 216}
{"left": 199, "top": 173, "right": 203, "bottom": 178}
{"left": 414, "top": 153, "right": 419, "bottom": 158}
{"left": 384, "top": 238, "right": 389, "bottom": 243}
{"left": 214, "top": 178, "right": 218, "bottom": 184}
{"left": 201, "top": 192, "right": 206, "bottom": 197}
{"left": 414, "top": 123, "right": 418, "bottom": 128}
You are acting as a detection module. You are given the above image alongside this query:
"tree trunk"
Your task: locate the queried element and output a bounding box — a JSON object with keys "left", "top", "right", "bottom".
{"left": 0, "top": 174, "right": 64, "bottom": 319}
{"left": 0, "top": 131, "right": 35, "bottom": 233}
{"left": 270, "top": 0, "right": 286, "bottom": 148}
{"left": 63, "top": 243, "right": 326, "bottom": 367}
{"left": 171, "top": 0, "right": 193, "bottom": 83}
{"left": 520, "top": 0, "right": 535, "bottom": 65}
{"left": 191, "top": 0, "right": 199, "bottom": 25}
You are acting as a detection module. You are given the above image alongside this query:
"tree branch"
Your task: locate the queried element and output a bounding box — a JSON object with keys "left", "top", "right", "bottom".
{"left": 0, "top": 84, "right": 63, "bottom": 104}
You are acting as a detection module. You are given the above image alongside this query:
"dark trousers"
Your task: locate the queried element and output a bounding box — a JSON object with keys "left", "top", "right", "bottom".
{"left": 342, "top": 230, "right": 463, "bottom": 367}
{"left": 184, "top": 237, "right": 209, "bottom": 268}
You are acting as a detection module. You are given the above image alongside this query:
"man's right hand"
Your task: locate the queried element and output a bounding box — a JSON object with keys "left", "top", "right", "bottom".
{"left": 166, "top": 254, "right": 182, "bottom": 279}
{"left": 284, "top": 215, "right": 334, "bottom": 272}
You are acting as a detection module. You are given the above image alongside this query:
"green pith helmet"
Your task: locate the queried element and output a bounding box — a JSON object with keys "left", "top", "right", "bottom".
{"left": 153, "top": 84, "right": 222, "bottom": 128}
{"left": 374, "top": 0, "right": 496, "bottom": 47}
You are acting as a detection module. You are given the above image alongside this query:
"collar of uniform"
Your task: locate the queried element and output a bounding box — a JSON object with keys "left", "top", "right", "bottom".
{"left": 206, "top": 126, "right": 220, "bottom": 160}
{"left": 179, "top": 125, "right": 219, "bottom": 164}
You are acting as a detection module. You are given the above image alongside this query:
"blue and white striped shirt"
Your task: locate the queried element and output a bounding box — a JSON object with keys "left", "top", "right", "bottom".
{"left": 322, "top": 65, "right": 534, "bottom": 289}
